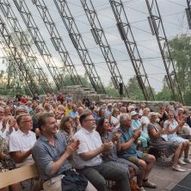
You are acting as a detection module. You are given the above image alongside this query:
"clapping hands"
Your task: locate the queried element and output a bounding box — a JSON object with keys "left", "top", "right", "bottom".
{"left": 133, "top": 130, "right": 141, "bottom": 140}
{"left": 66, "top": 139, "right": 80, "bottom": 156}
{"left": 101, "top": 141, "right": 113, "bottom": 152}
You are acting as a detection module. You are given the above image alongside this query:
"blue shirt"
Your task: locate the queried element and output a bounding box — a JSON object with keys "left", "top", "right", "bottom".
{"left": 32, "top": 133, "right": 72, "bottom": 181}
{"left": 118, "top": 127, "right": 139, "bottom": 158}
{"left": 69, "top": 111, "right": 79, "bottom": 119}
{"left": 131, "top": 119, "right": 141, "bottom": 131}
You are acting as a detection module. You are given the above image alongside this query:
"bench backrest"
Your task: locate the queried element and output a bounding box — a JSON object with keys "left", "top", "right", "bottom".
{"left": 0, "top": 164, "right": 38, "bottom": 189}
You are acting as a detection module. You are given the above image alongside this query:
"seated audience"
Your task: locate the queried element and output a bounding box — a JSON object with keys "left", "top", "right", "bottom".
{"left": 73, "top": 112, "right": 131, "bottom": 191}
{"left": 131, "top": 111, "right": 150, "bottom": 149}
{"left": 9, "top": 114, "right": 36, "bottom": 166}
{"left": 148, "top": 112, "right": 185, "bottom": 171}
{"left": 9, "top": 114, "right": 36, "bottom": 190}
{"left": 175, "top": 108, "right": 191, "bottom": 137}
{"left": 117, "top": 114, "right": 156, "bottom": 190}
{"left": 97, "top": 117, "right": 142, "bottom": 190}
{"left": 32, "top": 112, "right": 95, "bottom": 191}
{"left": 0, "top": 117, "right": 20, "bottom": 191}
{"left": 164, "top": 111, "right": 191, "bottom": 165}
{"left": 59, "top": 116, "right": 75, "bottom": 143}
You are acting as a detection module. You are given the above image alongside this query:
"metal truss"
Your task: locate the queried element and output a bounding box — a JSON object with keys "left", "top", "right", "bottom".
{"left": 32, "top": 0, "right": 83, "bottom": 86}
{"left": 53, "top": 0, "right": 106, "bottom": 94}
{"left": 109, "top": 0, "right": 155, "bottom": 100}
{"left": 0, "top": 43, "right": 31, "bottom": 94}
{"left": 186, "top": 0, "right": 191, "bottom": 29}
{"left": 0, "top": 0, "right": 53, "bottom": 93}
{"left": 13, "top": 0, "right": 65, "bottom": 90}
{"left": 0, "top": 15, "right": 38, "bottom": 95}
{"left": 145, "top": 0, "right": 183, "bottom": 103}
{"left": 80, "top": 0, "right": 129, "bottom": 97}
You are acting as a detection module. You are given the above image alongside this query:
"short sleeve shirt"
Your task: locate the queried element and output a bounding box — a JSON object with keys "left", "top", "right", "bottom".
{"left": 73, "top": 128, "right": 103, "bottom": 169}
{"left": 118, "top": 127, "right": 138, "bottom": 158}
{"left": 9, "top": 129, "right": 36, "bottom": 167}
{"left": 32, "top": 133, "right": 72, "bottom": 181}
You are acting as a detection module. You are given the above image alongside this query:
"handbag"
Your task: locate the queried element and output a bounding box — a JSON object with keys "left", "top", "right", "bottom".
{"left": 61, "top": 169, "right": 88, "bottom": 191}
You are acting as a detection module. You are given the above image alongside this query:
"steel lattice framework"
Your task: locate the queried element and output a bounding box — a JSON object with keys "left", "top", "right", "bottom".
{"left": 53, "top": 0, "right": 106, "bottom": 94}
{"left": 145, "top": 0, "right": 183, "bottom": 103}
{"left": 32, "top": 0, "right": 83, "bottom": 86}
{"left": 0, "top": 15, "right": 38, "bottom": 95}
{"left": 13, "top": 0, "right": 65, "bottom": 90}
{"left": 0, "top": 0, "right": 53, "bottom": 93}
{"left": 80, "top": 0, "right": 129, "bottom": 97}
{"left": 109, "top": 0, "right": 155, "bottom": 100}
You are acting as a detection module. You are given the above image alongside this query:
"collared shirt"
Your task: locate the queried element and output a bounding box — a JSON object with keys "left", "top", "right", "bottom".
{"left": 131, "top": 119, "right": 142, "bottom": 131}
{"left": 73, "top": 127, "right": 103, "bottom": 169}
{"left": 32, "top": 133, "right": 72, "bottom": 181}
{"left": 69, "top": 111, "right": 79, "bottom": 119}
{"left": 118, "top": 126, "right": 138, "bottom": 158}
{"left": 9, "top": 129, "right": 36, "bottom": 167}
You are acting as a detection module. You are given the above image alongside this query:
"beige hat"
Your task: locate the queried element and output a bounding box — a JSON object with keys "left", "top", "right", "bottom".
{"left": 130, "top": 111, "right": 138, "bottom": 117}
{"left": 148, "top": 112, "right": 158, "bottom": 118}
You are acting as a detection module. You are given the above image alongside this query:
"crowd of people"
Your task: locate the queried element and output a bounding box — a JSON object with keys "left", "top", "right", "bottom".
{"left": 0, "top": 92, "right": 191, "bottom": 191}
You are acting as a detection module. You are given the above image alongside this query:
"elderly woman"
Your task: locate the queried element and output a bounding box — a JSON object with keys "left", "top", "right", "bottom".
{"left": 131, "top": 110, "right": 150, "bottom": 149}
{"left": 59, "top": 116, "right": 76, "bottom": 143}
{"left": 164, "top": 110, "right": 191, "bottom": 165}
{"left": 110, "top": 108, "right": 120, "bottom": 129}
{"left": 148, "top": 112, "right": 184, "bottom": 172}
{"left": 175, "top": 108, "right": 191, "bottom": 137}
{"left": 0, "top": 131, "right": 21, "bottom": 191}
{"left": 96, "top": 117, "right": 142, "bottom": 190}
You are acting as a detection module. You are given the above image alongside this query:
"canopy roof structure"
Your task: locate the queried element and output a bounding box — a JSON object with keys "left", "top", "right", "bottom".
{"left": 0, "top": 0, "right": 190, "bottom": 102}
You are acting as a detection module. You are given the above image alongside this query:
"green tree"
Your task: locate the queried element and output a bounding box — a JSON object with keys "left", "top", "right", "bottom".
{"left": 155, "top": 86, "right": 172, "bottom": 101}
{"left": 168, "top": 34, "right": 191, "bottom": 105}
{"left": 62, "top": 74, "right": 92, "bottom": 88}
{"left": 105, "top": 82, "right": 119, "bottom": 97}
{"left": 126, "top": 76, "right": 145, "bottom": 100}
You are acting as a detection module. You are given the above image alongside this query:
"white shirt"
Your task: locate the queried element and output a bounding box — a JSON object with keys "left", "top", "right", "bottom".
{"left": 140, "top": 116, "right": 150, "bottom": 133}
{"left": 110, "top": 116, "right": 120, "bottom": 129}
{"left": 9, "top": 129, "right": 36, "bottom": 167}
{"left": 73, "top": 127, "right": 103, "bottom": 169}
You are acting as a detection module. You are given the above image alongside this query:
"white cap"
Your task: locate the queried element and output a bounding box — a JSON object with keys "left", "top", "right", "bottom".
{"left": 130, "top": 111, "right": 138, "bottom": 117}
{"left": 148, "top": 112, "right": 159, "bottom": 118}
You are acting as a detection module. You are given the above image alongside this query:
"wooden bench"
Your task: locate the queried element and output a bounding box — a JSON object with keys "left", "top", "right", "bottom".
{"left": 0, "top": 164, "right": 126, "bottom": 191}
{"left": 0, "top": 164, "right": 39, "bottom": 189}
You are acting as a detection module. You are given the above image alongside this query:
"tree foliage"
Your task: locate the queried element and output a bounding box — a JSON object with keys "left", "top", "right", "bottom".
{"left": 62, "top": 74, "right": 92, "bottom": 88}
{"left": 168, "top": 34, "right": 191, "bottom": 105}
{"left": 105, "top": 82, "right": 119, "bottom": 97}
{"left": 126, "top": 76, "right": 144, "bottom": 100}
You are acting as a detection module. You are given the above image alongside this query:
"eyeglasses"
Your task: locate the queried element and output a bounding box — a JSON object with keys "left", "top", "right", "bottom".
{"left": 22, "top": 120, "right": 32, "bottom": 123}
{"left": 85, "top": 118, "right": 95, "bottom": 122}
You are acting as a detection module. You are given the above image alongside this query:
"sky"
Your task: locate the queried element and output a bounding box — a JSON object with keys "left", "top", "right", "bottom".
{"left": 0, "top": 0, "right": 190, "bottom": 92}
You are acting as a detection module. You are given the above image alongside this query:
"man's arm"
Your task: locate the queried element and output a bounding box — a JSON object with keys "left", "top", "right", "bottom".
{"left": 118, "top": 137, "right": 135, "bottom": 151}
{"left": 79, "top": 142, "right": 112, "bottom": 161}
{"left": 118, "top": 130, "right": 141, "bottom": 151}
{"left": 50, "top": 141, "right": 78, "bottom": 175}
{"left": 10, "top": 150, "right": 32, "bottom": 163}
{"left": 32, "top": 140, "right": 79, "bottom": 176}
{"left": 9, "top": 134, "right": 33, "bottom": 163}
